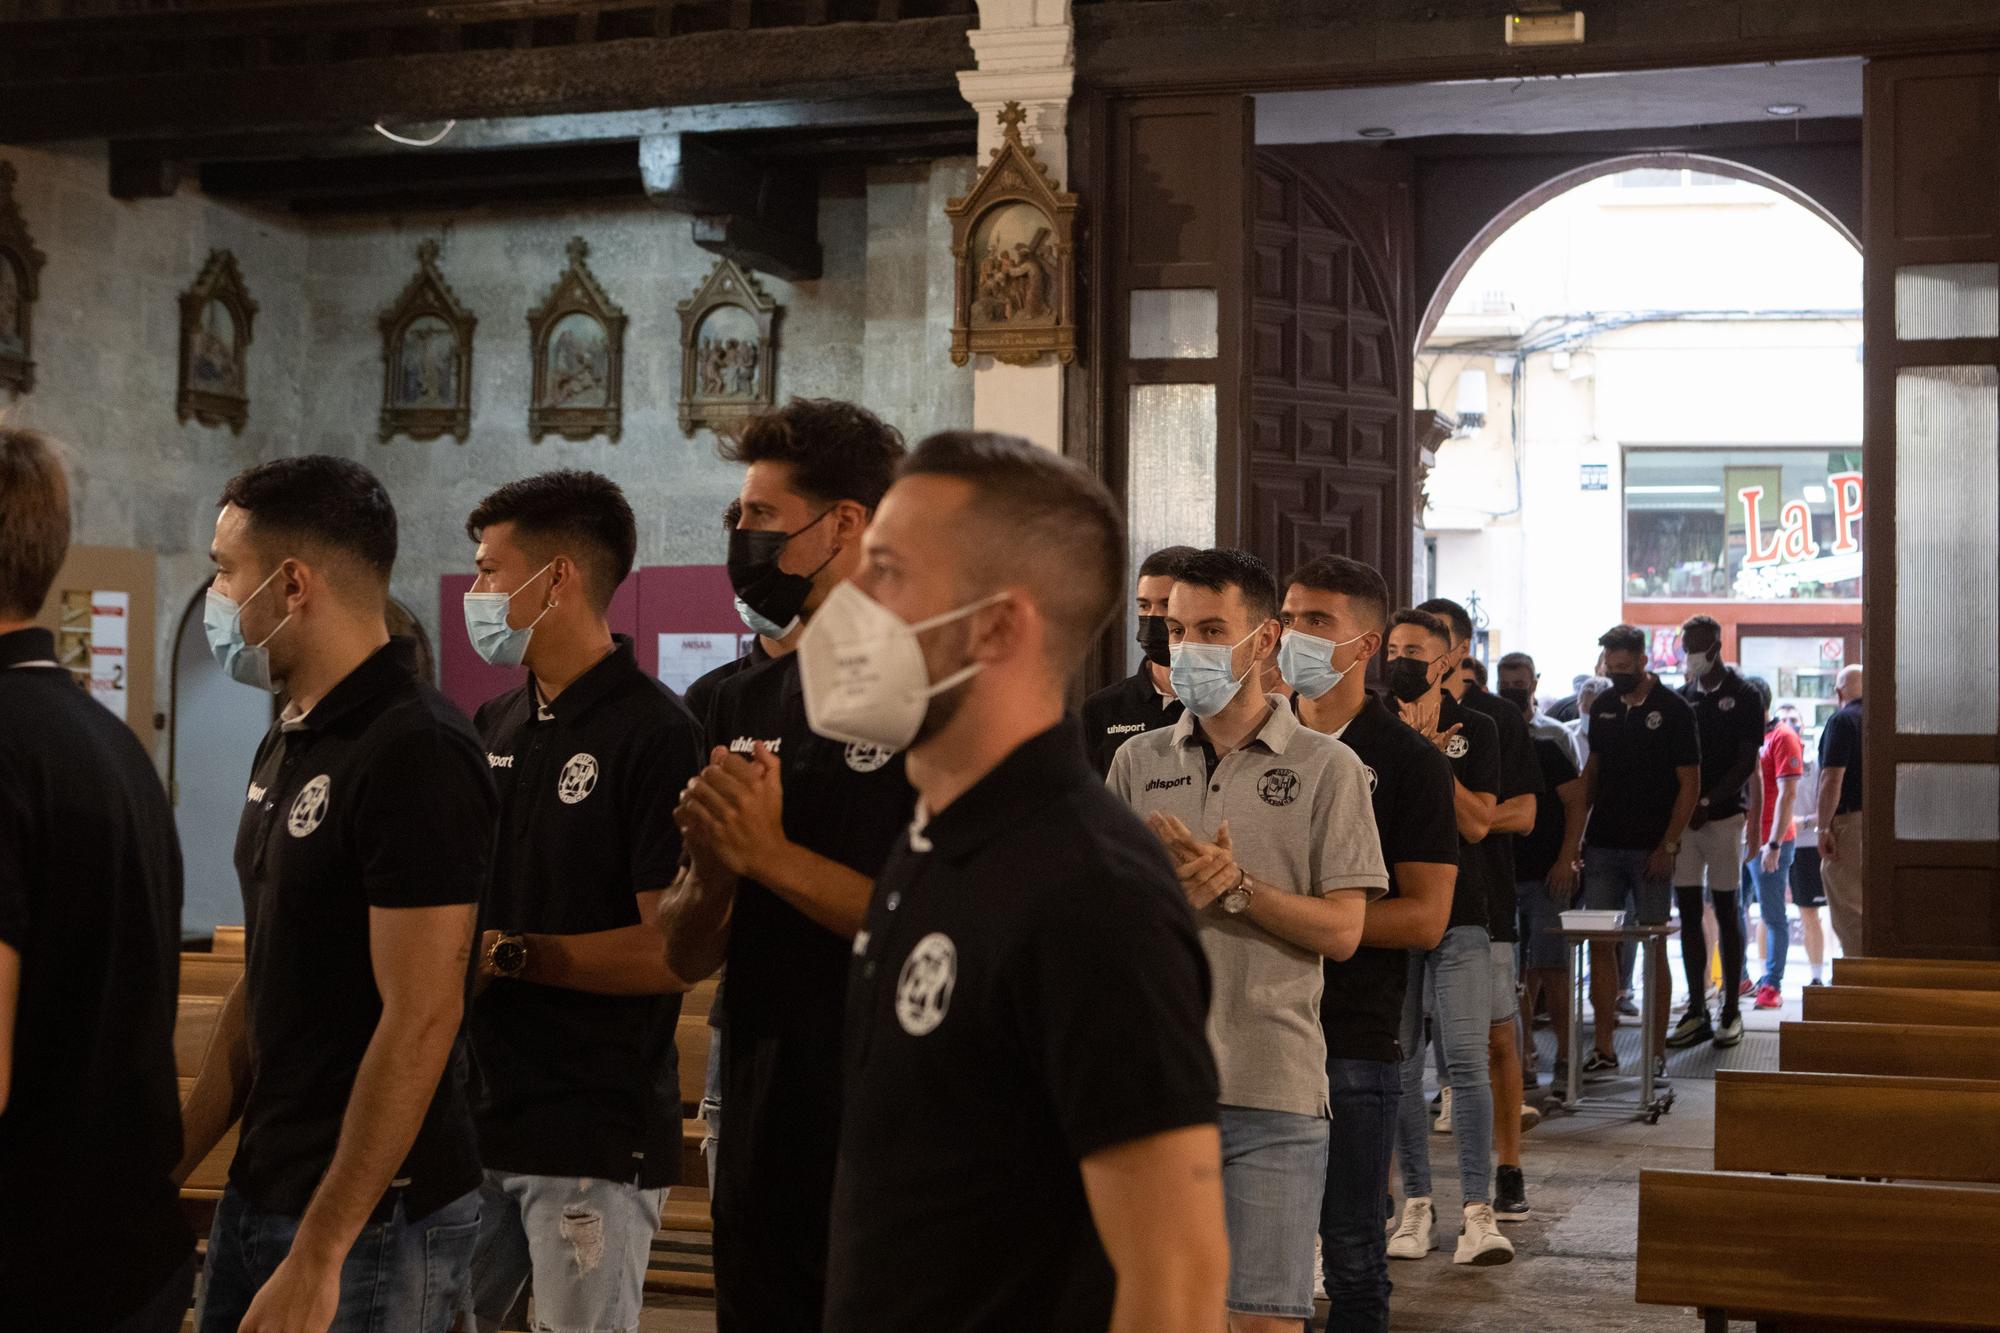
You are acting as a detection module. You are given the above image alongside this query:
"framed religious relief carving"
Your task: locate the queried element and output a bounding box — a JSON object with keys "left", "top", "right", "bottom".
{"left": 946, "top": 102, "right": 1079, "bottom": 367}
{"left": 677, "top": 257, "right": 777, "bottom": 436}
{"left": 0, "top": 162, "right": 44, "bottom": 397}
{"left": 177, "top": 250, "right": 257, "bottom": 433}
{"left": 527, "top": 237, "right": 626, "bottom": 443}
{"left": 379, "top": 240, "right": 475, "bottom": 443}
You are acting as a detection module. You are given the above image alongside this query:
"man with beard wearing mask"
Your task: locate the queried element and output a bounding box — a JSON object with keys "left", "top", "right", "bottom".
{"left": 822, "top": 432, "right": 1228, "bottom": 1333}
{"left": 1379, "top": 609, "right": 1512, "bottom": 1268}
{"left": 655, "top": 398, "right": 910, "bottom": 1333}
{"left": 1080, "top": 544, "right": 1199, "bottom": 775}
{"left": 179, "top": 456, "right": 495, "bottom": 1332}
{"left": 1110, "top": 547, "right": 1387, "bottom": 1333}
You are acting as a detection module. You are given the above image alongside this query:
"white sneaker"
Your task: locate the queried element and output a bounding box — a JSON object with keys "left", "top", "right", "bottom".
{"left": 1454, "top": 1203, "right": 1516, "bottom": 1266}
{"left": 1386, "top": 1197, "right": 1436, "bottom": 1260}
{"left": 1433, "top": 1086, "right": 1454, "bottom": 1134}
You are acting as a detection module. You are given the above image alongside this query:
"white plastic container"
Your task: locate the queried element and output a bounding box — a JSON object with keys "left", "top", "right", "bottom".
{"left": 1559, "top": 909, "right": 1627, "bottom": 932}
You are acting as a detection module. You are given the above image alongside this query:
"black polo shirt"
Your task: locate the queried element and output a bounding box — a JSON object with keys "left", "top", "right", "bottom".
{"left": 1079, "top": 665, "right": 1183, "bottom": 776}
{"left": 827, "top": 723, "right": 1216, "bottom": 1333}
{"left": 1518, "top": 737, "right": 1581, "bottom": 882}
{"left": 1819, "top": 699, "right": 1864, "bottom": 814}
{"left": 0, "top": 628, "right": 191, "bottom": 1325}
{"left": 469, "top": 638, "right": 701, "bottom": 1188}
{"left": 699, "top": 647, "right": 915, "bottom": 1330}
{"left": 1585, "top": 681, "right": 1700, "bottom": 851}
{"left": 685, "top": 637, "right": 767, "bottom": 730}
{"left": 1434, "top": 691, "right": 1502, "bottom": 931}
{"left": 1460, "top": 685, "right": 1543, "bottom": 943}
{"left": 232, "top": 638, "right": 494, "bottom": 1221}
{"left": 1318, "top": 693, "right": 1459, "bottom": 1064}
{"left": 1681, "top": 667, "right": 1766, "bottom": 819}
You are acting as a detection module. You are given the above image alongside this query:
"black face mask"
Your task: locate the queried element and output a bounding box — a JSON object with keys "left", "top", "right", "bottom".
{"left": 1385, "top": 657, "right": 1435, "bottom": 704}
{"left": 726, "top": 510, "right": 835, "bottom": 634}
{"left": 1608, "top": 670, "right": 1644, "bottom": 696}
{"left": 1499, "top": 685, "right": 1534, "bottom": 714}
{"left": 1135, "top": 615, "right": 1172, "bottom": 668}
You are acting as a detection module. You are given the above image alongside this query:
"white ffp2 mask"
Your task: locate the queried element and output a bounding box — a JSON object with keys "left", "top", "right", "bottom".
{"left": 797, "top": 581, "right": 1007, "bottom": 751}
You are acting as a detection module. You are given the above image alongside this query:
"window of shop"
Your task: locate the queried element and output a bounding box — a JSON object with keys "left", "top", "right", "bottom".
{"left": 1624, "top": 448, "right": 1863, "bottom": 602}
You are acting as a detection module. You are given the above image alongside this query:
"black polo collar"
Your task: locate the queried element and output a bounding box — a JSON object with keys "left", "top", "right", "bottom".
{"left": 534, "top": 635, "right": 642, "bottom": 725}
{"left": 291, "top": 637, "right": 418, "bottom": 732}
{"left": 909, "top": 722, "right": 1089, "bottom": 864}
{"left": 0, "top": 626, "right": 58, "bottom": 669}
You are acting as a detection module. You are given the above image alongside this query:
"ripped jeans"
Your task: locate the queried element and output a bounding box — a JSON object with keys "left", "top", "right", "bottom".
{"left": 467, "top": 1172, "right": 665, "bottom": 1333}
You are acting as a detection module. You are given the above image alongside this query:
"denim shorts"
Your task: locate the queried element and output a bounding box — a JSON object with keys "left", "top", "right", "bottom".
{"left": 1516, "top": 880, "right": 1569, "bottom": 971}
{"left": 1218, "top": 1104, "right": 1329, "bottom": 1319}
{"left": 1583, "top": 846, "right": 1673, "bottom": 924}
{"left": 1488, "top": 940, "right": 1519, "bottom": 1025}
{"left": 468, "top": 1171, "right": 665, "bottom": 1333}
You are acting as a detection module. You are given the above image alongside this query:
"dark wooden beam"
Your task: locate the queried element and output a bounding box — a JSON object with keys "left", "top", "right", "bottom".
{"left": 641, "top": 132, "right": 820, "bottom": 279}
{"left": 198, "top": 140, "right": 643, "bottom": 204}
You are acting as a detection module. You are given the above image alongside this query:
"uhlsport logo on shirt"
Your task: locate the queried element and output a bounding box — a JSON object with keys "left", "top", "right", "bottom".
{"left": 1445, "top": 733, "right": 1469, "bottom": 759}
{"left": 845, "top": 742, "right": 895, "bottom": 773}
{"left": 288, "top": 775, "right": 331, "bottom": 838}
{"left": 895, "top": 932, "right": 957, "bottom": 1036}
{"left": 1257, "top": 768, "right": 1300, "bottom": 807}
{"left": 1144, "top": 775, "right": 1193, "bottom": 793}
{"left": 557, "top": 753, "right": 599, "bottom": 804}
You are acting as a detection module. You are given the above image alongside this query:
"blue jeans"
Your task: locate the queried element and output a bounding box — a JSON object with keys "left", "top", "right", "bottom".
{"left": 701, "top": 1022, "right": 723, "bottom": 1195}
{"left": 1218, "top": 1105, "right": 1329, "bottom": 1320}
{"left": 1396, "top": 925, "right": 1494, "bottom": 1205}
{"left": 1318, "top": 1059, "right": 1400, "bottom": 1332}
{"left": 1753, "top": 840, "right": 1797, "bottom": 989}
{"left": 196, "top": 1186, "right": 480, "bottom": 1333}
{"left": 469, "top": 1171, "right": 665, "bottom": 1333}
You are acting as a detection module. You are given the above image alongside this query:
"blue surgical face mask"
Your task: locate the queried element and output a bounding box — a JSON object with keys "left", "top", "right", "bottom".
{"left": 735, "top": 595, "right": 792, "bottom": 642}
{"left": 462, "top": 561, "right": 555, "bottom": 669}
{"left": 1278, "top": 629, "right": 1367, "bottom": 701}
{"left": 204, "top": 564, "right": 292, "bottom": 693}
{"left": 1169, "top": 627, "right": 1260, "bottom": 718}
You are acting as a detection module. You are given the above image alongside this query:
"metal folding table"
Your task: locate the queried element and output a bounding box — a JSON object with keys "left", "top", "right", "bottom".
{"left": 1557, "top": 920, "right": 1679, "bottom": 1123}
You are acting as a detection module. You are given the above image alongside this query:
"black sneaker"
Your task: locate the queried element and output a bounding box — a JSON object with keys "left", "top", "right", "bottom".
{"left": 1494, "top": 1165, "right": 1530, "bottom": 1222}
{"left": 1666, "top": 1010, "right": 1714, "bottom": 1050}
{"left": 1581, "top": 1049, "right": 1619, "bottom": 1080}
{"left": 1522, "top": 1062, "right": 1541, "bottom": 1093}
{"left": 1550, "top": 1058, "right": 1572, "bottom": 1090}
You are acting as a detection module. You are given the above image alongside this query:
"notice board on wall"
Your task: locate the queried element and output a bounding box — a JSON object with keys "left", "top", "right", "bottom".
{"left": 33, "top": 544, "right": 156, "bottom": 745}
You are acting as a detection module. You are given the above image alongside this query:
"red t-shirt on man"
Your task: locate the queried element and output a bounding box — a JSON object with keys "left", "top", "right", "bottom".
{"left": 1758, "top": 723, "right": 1806, "bottom": 844}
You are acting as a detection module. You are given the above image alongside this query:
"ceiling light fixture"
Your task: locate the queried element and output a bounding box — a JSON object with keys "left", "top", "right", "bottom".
{"left": 1764, "top": 103, "right": 1804, "bottom": 117}
{"left": 1358, "top": 127, "right": 1396, "bottom": 139}
{"left": 373, "top": 119, "right": 459, "bottom": 147}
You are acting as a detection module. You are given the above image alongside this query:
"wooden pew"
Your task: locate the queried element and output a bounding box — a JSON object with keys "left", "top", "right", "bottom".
{"left": 1638, "top": 1170, "right": 2000, "bottom": 1330}
{"left": 1803, "top": 984, "right": 2000, "bottom": 1028}
{"left": 179, "top": 952, "right": 243, "bottom": 998}
{"left": 683, "top": 976, "right": 717, "bottom": 1021}
{"left": 211, "top": 925, "right": 246, "bottom": 956}
{"left": 176, "top": 993, "right": 225, "bottom": 1078}
{"left": 1834, "top": 957, "right": 2000, "bottom": 992}
{"left": 1715, "top": 1070, "right": 2000, "bottom": 1184}
{"left": 1780, "top": 1020, "right": 2000, "bottom": 1081}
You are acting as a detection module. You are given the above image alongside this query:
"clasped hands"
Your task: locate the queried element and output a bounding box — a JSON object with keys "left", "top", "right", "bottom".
{"left": 1146, "top": 812, "right": 1245, "bottom": 913}
{"left": 675, "top": 742, "right": 786, "bottom": 883}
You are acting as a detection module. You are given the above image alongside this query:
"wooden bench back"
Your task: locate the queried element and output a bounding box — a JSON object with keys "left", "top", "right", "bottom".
{"left": 1835, "top": 957, "right": 2000, "bottom": 992}
{"left": 179, "top": 952, "right": 244, "bottom": 998}
{"left": 1781, "top": 1020, "right": 2000, "bottom": 1081}
{"left": 1715, "top": 1070, "right": 2000, "bottom": 1184}
{"left": 1638, "top": 1169, "right": 2000, "bottom": 1328}
{"left": 1803, "top": 984, "right": 2000, "bottom": 1028}
{"left": 176, "top": 993, "right": 225, "bottom": 1078}
{"left": 211, "top": 925, "right": 246, "bottom": 956}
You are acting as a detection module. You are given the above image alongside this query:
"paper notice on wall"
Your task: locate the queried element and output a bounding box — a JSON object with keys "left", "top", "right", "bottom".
{"left": 657, "top": 632, "right": 742, "bottom": 695}
{"left": 89, "top": 589, "right": 130, "bottom": 721}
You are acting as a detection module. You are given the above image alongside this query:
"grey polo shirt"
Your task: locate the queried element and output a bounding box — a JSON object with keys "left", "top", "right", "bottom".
{"left": 1107, "top": 697, "right": 1389, "bottom": 1117}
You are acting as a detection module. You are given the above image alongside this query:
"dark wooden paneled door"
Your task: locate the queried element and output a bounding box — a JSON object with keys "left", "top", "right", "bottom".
{"left": 1247, "top": 146, "right": 1417, "bottom": 601}
{"left": 1861, "top": 53, "right": 2000, "bottom": 959}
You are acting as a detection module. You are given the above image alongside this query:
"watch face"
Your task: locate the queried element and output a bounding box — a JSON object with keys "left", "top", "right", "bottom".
{"left": 492, "top": 936, "right": 527, "bottom": 976}
{"left": 1222, "top": 888, "right": 1252, "bottom": 915}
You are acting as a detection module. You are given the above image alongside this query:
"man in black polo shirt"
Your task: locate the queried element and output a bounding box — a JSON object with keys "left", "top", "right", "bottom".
{"left": 1816, "top": 665, "right": 1865, "bottom": 954}
{"left": 1579, "top": 623, "right": 1700, "bottom": 1074}
{"left": 819, "top": 431, "right": 1225, "bottom": 1332}
{"left": 1667, "top": 614, "right": 1765, "bottom": 1051}
{"left": 457, "top": 471, "right": 703, "bottom": 1333}
{"left": 1281, "top": 557, "right": 1456, "bottom": 1330}
{"left": 178, "top": 456, "right": 495, "bottom": 1333}
{"left": 657, "top": 398, "right": 913, "bottom": 1333}
{"left": 0, "top": 428, "right": 193, "bottom": 1332}
{"left": 1419, "top": 597, "right": 1543, "bottom": 1219}
{"left": 1079, "top": 543, "right": 1197, "bottom": 774}
{"left": 1381, "top": 609, "right": 1513, "bottom": 1267}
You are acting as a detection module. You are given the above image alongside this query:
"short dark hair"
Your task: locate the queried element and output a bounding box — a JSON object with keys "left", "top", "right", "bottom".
{"left": 1463, "top": 657, "right": 1489, "bottom": 688}
{"left": 1497, "top": 651, "right": 1536, "bottom": 674}
{"left": 721, "top": 398, "right": 905, "bottom": 510}
{"left": 896, "top": 431, "right": 1125, "bottom": 672}
{"left": 1284, "top": 555, "right": 1390, "bottom": 631}
{"left": 0, "top": 427, "right": 71, "bottom": 619}
{"left": 1174, "top": 548, "right": 1279, "bottom": 626}
{"left": 1417, "top": 596, "right": 1473, "bottom": 643}
{"left": 1138, "top": 545, "right": 1200, "bottom": 581}
{"left": 465, "top": 470, "right": 636, "bottom": 612}
{"left": 1682, "top": 613, "right": 1723, "bottom": 641}
{"left": 1388, "top": 607, "right": 1451, "bottom": 649}
{"left": 219, "top": 455, "right": 396, "bottom": 581}
{"left": 1599, "top": 623, "right": 1647, "bottom": 656}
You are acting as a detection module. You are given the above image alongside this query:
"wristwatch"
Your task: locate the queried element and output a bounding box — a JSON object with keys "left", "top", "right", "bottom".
{"left": 1662, "top": 838, "right": 1682, "bottom": 856}
{"left": 488, "top": 932, "right": 528, "bottom": 980}
{"left": 1220, "top": 868, "right": 1255, "bottom": 915}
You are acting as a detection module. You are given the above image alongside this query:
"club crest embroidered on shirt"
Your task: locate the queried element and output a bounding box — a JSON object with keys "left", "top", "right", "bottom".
{"left": 1717, "top": 696, "right": 1736, "bottom": 712}
{"left": 1446, "top": 734, "right": 1469, "bottom": 759}
{"left": 1257, "top": 768, "right": 1301, "bottom": 807}
{"left": 288, "top": 775, "right": 330, "bottom": 838}
{"left": 895, "top": 932, "right": 957, "bottom": 1036}
{"left": 845, "top": 742, "right": 895, "bottom": 773}
{"left": 557, "top": 753, "right": 599, "bottom": 804}
{"left": 1361, "top": 764, "right": 1379, "bottom": 794}
{"left": 1646, "top": 712, "right": 1663, "bottom": 730}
